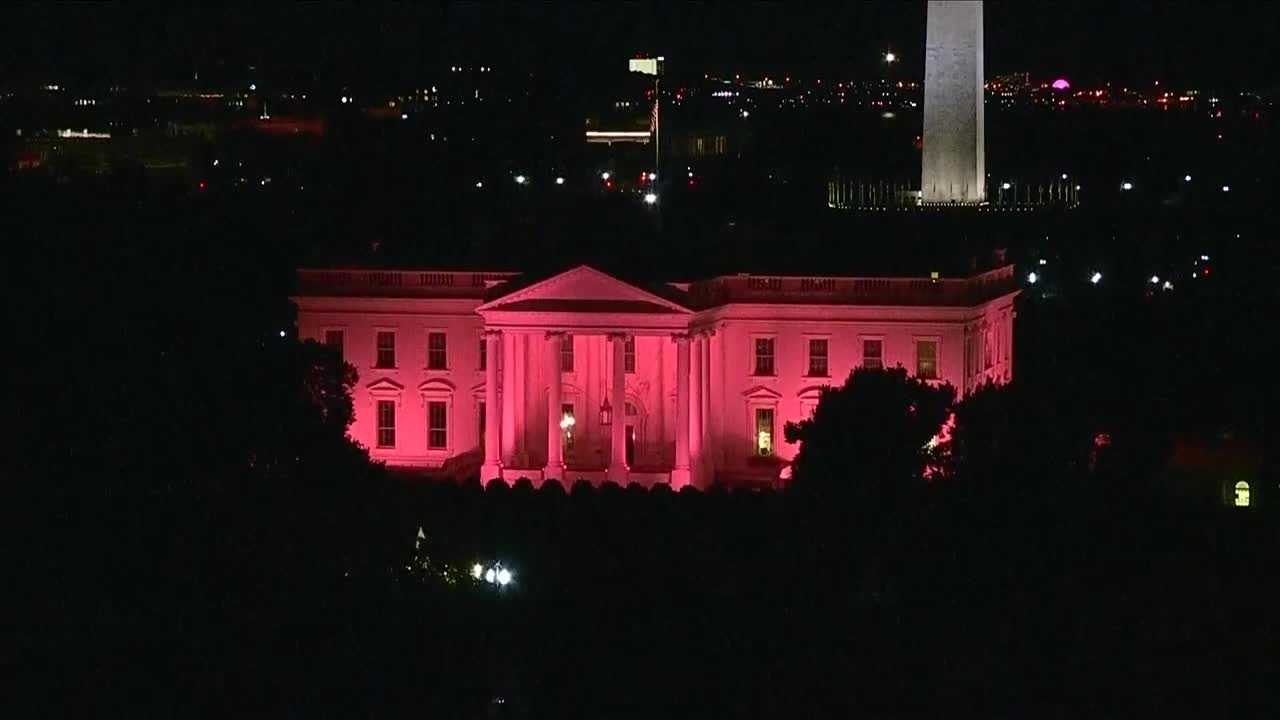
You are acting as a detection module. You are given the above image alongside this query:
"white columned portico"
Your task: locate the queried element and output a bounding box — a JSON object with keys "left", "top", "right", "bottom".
{"left": 689, "top": 333, "right": 703, "bottom": 485}
{"left": 500, "top": 331, "right": 517, "bottom": 466}
{"left": 607, "top": 333, "right": 628, "bottom": 483}
{"left": 482, "top": 329, "right": 502, "bottom": 481}
{"left": 544, "top": 331, "right": 565, "bottom": 484}
{"left": 670, "top": 333, "right": 691, "bottom": 489}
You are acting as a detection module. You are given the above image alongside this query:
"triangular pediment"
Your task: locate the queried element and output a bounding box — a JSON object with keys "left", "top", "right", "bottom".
{"left": 742, "top": 385, "right": 784, "bottom": 400}
{"left": 478, "top": 265, "right": 691, "bottom": 314}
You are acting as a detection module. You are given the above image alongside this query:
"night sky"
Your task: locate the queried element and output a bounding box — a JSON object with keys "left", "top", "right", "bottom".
{"left": 5, "top": 1, "right": 1278, "bottom": 90}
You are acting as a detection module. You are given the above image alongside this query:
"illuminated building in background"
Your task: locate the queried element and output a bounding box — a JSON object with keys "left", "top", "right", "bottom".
{"left": 294, "top": 264, "right": 1017, "bottom": 487}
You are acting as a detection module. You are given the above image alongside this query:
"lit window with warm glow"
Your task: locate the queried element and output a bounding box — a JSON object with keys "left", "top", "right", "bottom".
{"left": 376, "top": 400, "right": 396, "bottom": 448}
{"left": 375, "top": 331, "right": 396, "bottom": 369}
{"left": 1234, "top": 481, "right": 1251, "bottom": 508}
{"left": 916, "top": 339, "right": 939, "bottom": 380}
{"left": 561, "top": 403, "right": 575, "bottom": 453}
{"left": 755, "top": 408, "right": 774, "bottom": 456}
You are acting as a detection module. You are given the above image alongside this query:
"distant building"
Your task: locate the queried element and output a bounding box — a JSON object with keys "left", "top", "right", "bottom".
{"left": 293, "top": 264, "right": 1018, "bottom": 487}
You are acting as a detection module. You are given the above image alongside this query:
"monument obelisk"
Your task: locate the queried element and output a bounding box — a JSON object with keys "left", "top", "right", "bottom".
{"left": 921, "top": 0, "right": 985, "bottom": 204}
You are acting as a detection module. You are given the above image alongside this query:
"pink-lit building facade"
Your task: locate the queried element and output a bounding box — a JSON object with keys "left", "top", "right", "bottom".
{"left": 293, "top": 264, "right": 1018, "bottom": 488}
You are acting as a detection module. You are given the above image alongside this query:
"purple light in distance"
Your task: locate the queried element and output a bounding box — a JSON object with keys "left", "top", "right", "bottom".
{"left": 1051, "top": 78, "right": 1071, "bottom": 91}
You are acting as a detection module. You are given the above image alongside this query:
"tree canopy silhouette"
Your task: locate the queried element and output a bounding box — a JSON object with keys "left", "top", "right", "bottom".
{"left": 784, "top": 367, "right": 954, "bottom": 506}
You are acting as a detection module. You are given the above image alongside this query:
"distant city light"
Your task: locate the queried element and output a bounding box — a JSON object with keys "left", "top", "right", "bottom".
{"left": 471, "top": 563, "right": 483, "bottom": 579}
{"left": 475, "top": 181, "right": 483, "bottom": 188}
{"left": 1184, "top": 174, "right": 1192, "bottom": 182}
{"left": 1121, "top": 181, "right": 1134, "bottom": 191}
{"left": 555, "top": 176, "right": 565, "bottom": 185}
{"left": 1150, "top": 275, "right": 1160, "bottom": 284}
{"left": 484, "top": 568, "right": 495, "bottom": 583}
{"left": 212, "top": 159, "right": 219, "bottom": 166}
{"left": 600, "top": 171, "right": 611, "bottom": 181}
{"left": 643, "top": 193, "right": 658, "bottom": 205}
{"left": 1027, "top": 272, "right": 1038, "bottom": 284}
{"left": 340, "top": 95, "right": 350, "bottom": 104}
{"left": 1000, "top": 182, "right": 1012, "bottom": 190}
{"left": 1038, "top": 258, "right": 1048, "bottom": 265}
{"left": 648, "top": 172, "right": 658, "bottom": 181}
{"left": 1221, "top": 185, "right": 1230, "bottom": 192}
{"left": 884, "top": 51, "right": 897, "bottom": 63}
{"left": 1162, "top": 280, "right": 1174, "bottom": 290}
{"left": 1061, "top": 173, "right": 1069, "bottom": 180}
{"left": 401, "top": 113, "right": 409, "bottom": 120}
{"left": 496, "top": 568, "right": 513, "bottom": 586}
{"left": 249, "top": 83, "right": 256, "bottom": 91}
{"left": 514, "top": 174, "right": 527, "bottom": 185}
{"left": 278, "top": 330, "right": 286, "bottom": 338}
{"left": 1051, "top": 78, "right": 1071, "bottom": 91}
{"left": 1200, "top": 254, "right": 1210, "bottom": 261}
{"left": 1090, "top": 271, "right": 1103, "bottom": 284}
{"left": 740, "top": 110, "right": 750, "bottom": 118}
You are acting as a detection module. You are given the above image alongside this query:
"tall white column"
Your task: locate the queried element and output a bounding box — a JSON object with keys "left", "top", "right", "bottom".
{"left": 701, "top": 329, "right": 713, "bottom": 482}
{"left": 544, "top": 331, "right": 565, "bottom": 484}
{"left": 482, "top": 329, "right": 502, "bottom": 481}
{"left": 514, "top": 333, "right": 526, "bottom": 464}
{"left": 689, "top": 333, "right": 703, "bottom": 484}
{"left": 670, "top": 333, "right": 691, "bottom": 489}
{"left": 607, "top": 333, "right": 628, "bottom": 484}
{"left": 500, "top": 331, "right": 516, "bottom": 466}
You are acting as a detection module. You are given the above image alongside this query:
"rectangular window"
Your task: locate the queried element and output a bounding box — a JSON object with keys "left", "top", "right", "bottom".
{"left": 754, "top": 338, "right": 775, "bottom": 376}
{"left": 755, "top": 407, "right": 775, "bottom": 456}
{"left": 427, "top": 332, "right": 447, "bottom": 370}
{"left": 561, "top": 403, "right": 576, "bottom": 453}
{"left": 807, "top": 338, "right": 829, "bottom": 377}
{"left": 916, "top": 339, "right": 939, "bottom": 380}
{"left": 478, "top": 336, "right": 487, "bottom": 370}
{"left": 375, "top": 331, "right": 396, "bottom": 369}
{"left": 624, "top": 336, "right": 636, "bottom": 373}
{"left": 324, "top": 330, "right": 344, "bottom": 361}
{"left": 427, "top": 401, "right": 447, "bottom": 449}
{"left": 376, "top": 400, "right": 396, "bottom": 448}
{"left": 863, "top": 339, "right": 883, "bottom": 370}
{"left": 478, "top": 401, "right": 486, "bottom": 448}
{"left": 561, "top": 335, "right": 574, "bottom": 372}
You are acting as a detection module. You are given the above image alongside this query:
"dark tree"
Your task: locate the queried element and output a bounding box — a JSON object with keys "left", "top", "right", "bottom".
{"left": 784, "top": 367, "right": 954, "bottom": 505}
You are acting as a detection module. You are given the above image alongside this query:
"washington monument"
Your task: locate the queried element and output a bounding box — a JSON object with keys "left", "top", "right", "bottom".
{"left": 921, "top": 0, "right": 985, "bottom": 204}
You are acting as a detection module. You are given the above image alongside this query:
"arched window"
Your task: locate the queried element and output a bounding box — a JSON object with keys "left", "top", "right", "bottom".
{"left": 625, "top": 402, "right": 639, "bottom": 417}
{"left": 1234, "top": 481, "right": 1251, "bottom": 508}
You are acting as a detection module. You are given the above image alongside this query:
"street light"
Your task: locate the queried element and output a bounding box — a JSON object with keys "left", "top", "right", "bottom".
{"left": 643, "top": 192, "right": 658, "bottom": 205}
{"left": 514, "top": 175, "right": 527, "bottom": 185}
{"left": 1027, "top": 272, "right": 1038, "bottom": 284}
{"left": 1121, "top": 181, "right": 1133, "bottom": 191}
{"left": 555, "top": 176, "right": 565, "bottom": 185}
{"left": 884, "top": 51, "right": 897, "bottom": 63}
{"left": 1090, "top": 271, "right": 1103, "bottom": 284}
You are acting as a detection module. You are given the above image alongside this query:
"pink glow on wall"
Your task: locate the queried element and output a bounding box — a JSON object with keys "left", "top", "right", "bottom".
{"left": 292, "top": 265, "right": 1020, "bottom": 489}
